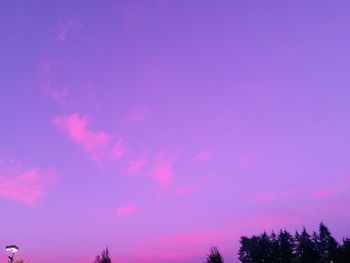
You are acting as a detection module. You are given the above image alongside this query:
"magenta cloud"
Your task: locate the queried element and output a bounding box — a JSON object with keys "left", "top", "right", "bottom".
{"left": 256, "top": 189, "right": 294, "bottom": 201}
{"left": 193, "top": 150, "right": 212, "bottom": 163}
{"left": 124, "top": 106, "right": 151, "bottom": 126}
{"left": 151, "top": 161, "right": 173, "bottom": 187}
{"left": 53, "top": 113, "right": 125, "bottom": 162}
{"left": 149, "top": 150, "right": 183, "bottom": 188}
{"left": 111, "top": 138, "right": 126, "bottom": 160}
{"left": 126, "top": 158, "right": 147, "bottom": 175}
{"left": 0, "top": 159, "right": 56, "bottom": 204}
{"left": 116, "top": 204, "right": 137, "bottom": 216}
{"left": 39, "top": 59, "right": 70, "bottom": 105}
{"left": 54, "top": 19, "right": 79, "bottom": 43}
{"left": 310, "top": 186, "right": 342, "bottom": 198}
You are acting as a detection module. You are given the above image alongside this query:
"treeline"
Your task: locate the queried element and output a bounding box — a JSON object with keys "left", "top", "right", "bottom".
{"left": 205, "top": 223, "right": 350, "bottom": 263}
{"left": 94, "top": 223, "right": 350, "bottom": 263}
{"left": 238, "top": 223, "right": 350, "bottom": 262}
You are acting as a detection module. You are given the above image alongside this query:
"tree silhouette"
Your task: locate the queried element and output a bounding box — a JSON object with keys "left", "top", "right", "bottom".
{"left": 295, "top": 228, "right": 319, "bottom": 263}
{"left": 237, "top": 223, "right": 350, "bottom": 263}
{"left": 238, "top": 236, "right": 252, "bottom": 263}
{"left": 315, "top": 223, "right": 339, "bottom": 262}
{"left": 338, "top": 238, "right": 350, "bottom": 263}
{"left": 257, "top": 232, "right": 272, "bottom": 262}
{"left": 270, "top": 231, "right": 279, "bottom": 262}
{"left": 94, "top": 248, "right": 112, "bottom": 263}
{"left": 277, "top": 230, "right": 295, "bottom": 263}
{"left": 206, "top": 247, "right": 224, "bottom": 263}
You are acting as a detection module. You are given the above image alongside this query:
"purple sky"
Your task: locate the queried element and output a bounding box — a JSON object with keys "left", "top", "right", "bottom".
{"left": 1, "top": 1, "right": 350, "bottom": 262}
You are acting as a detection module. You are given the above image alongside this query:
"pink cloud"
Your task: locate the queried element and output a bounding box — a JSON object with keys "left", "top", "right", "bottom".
{"left": 111, "top": 138, "right": 125, "bottom": 160}
{"left": 256, "top": 189, "right": 294, "bottom": 201}
{"left": 237, "top": 155, "right": 255, "bottom": 168}
{"left": 54, "top": 19, "right": 80, "bottom": 43}
{"left": 193, "top": 150, "right": 212, "bottom": 163}
{"left": 115, "top": 251, "right": 200, "bottom": 263}
{"left": 126, "top": 158, "right": 147, "bottom": 174}
{"left": 151, "top": 162, "right": 173, "bottom": 187}
{"left": 116, "top": 204, "right": 137, "bottom": 216}
{"left": 176, "top": 186, "right": 191, "bottom": 196}
{"left": 235, "top": 147, "right": 259, "bottom": 169}
{"left": 39, "top": 59, "right": 69, "bottom": 105}
{"left": 124, "top": 106, "right": 151, "bottom": 126}
{"left": 311, "top": 186, "right": 342, "bottom": 198}
{"left": 53, "top": 113, "right": 125, "bottom": 162}
{"left": 175, "top": 185, "right": 201, "bottom": 197}
{"left": 0, "top": 160, "right": 56, "bottom": 204}
{"left": 257, "top": 192, "right": 277, "bottom": 201}
{"left": 149, "top": 149, "right": 182, "bottom": 188}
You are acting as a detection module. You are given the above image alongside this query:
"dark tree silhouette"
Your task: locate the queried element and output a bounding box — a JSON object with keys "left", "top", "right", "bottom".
{"left": 257, "top": 232, "right": 272, "bottom": 262}
{"left": 237, "top": 223, "right": 350, "bottom": 263}
{"left": 270, "top": 231, "right": 280, "bottom": 262}
{"left": 338, "top": 238, "right": 350, "bottom": 263}
{"left": 206, "top": 247, "right": 224, "bottom": 263}
{"left": 295, "top": 228, "right": 319, "bottom": 263}
{"left": 277, "top": 230, "right": 295, "bottom": 263}
{"left": 238, "top": 236, "right": 252, "bottom": 263}
{"left": 315, "top": 223, "right": 339, "bottom": 262}
{"left": 238, "top": 233, "right": 274, "bottom": 263}
{"left": 94, "top": 248, "right": 112, "bottom": 263}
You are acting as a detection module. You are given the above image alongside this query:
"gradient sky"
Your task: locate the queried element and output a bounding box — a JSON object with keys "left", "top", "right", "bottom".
{"left": 1, "top": 1, "right": 350, "bottom": 262}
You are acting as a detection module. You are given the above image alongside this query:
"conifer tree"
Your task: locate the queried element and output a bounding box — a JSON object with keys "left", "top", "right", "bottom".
{"left": 270, "top": 231, "right": 280, "bottom": 262}
{"left": 338, "top": 238, "right": 350, "bottom": 263}
{"left": 316, "top": 223, "right": 339, "bottom": 262}
{"left": 94, "top": 248, "right": 112, "bottom": 263}
{"left": 238, "top": 236, "right": 252, "bottom": 263}
{"left": 206, "top": 247, "right": 224, "bottom": 263}
{"left": 295, "top": 228, "right": 319, "bottom": 263}
{"left": 278, "top": 230, "right": 295, "bottom": 263}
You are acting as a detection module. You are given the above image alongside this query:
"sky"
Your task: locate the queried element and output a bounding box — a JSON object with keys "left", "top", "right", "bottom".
{"left": 1, "top": 0, "right": 350, "bottom": 262}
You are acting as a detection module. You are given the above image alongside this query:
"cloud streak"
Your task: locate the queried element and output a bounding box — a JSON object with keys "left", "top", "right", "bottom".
{"left": 126, "top": 158, "right": 147, "bottom": 175}
{"left": 54, "top": 19, "right": 79, "bottom": 43}
{"left": 39, "top": 59, "right": 69, "bottom": 105}
{"left": 193, "top": 150, "right": 212, "bottom": 163}
{"left": 0, "top": 159, "right": 56, "bottom": 204}
{"left": 151, "top": 161, "right": 173, "bottom": 187}
{"left": 124, "top": 106, "right": 151, "bottom": 126}
{"left": 53, "top": 113, "right": 125, "bottom": 162}
{"left": 116, "top": 204, "right": 137, "bottom": 216}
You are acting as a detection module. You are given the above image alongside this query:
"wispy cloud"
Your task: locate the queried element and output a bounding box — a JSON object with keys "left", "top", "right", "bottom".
{"left": 193, "top": 150, "right": 212, "bottom": 163}
{"left": 150, "top": 150, "right": 182, "bottom": 188}
{"left": 310, "top": 186, "right": 342, "bottom": 198}
{"left": 39, "top": 59, "right": 69, "bottom": 105}
{"left": 176, "top": 186, "right": 190, "bottom": 196}
{"left": 111, "top": 138, "right": 126, "bottom": 160}
{"left": 54, "top": 19, "right": 80, "bottom": 43}
{"left": 116, "top": 204, "right": 137, "bottom": 216}
{"left": 53, "top": 113, "right": 125, "bottom": 162}
{"left": 235, "top": 150, "right": 258, "bottom": 169}
{"left": 124, "top": 106, "right": 151, "bottom": 126}
{"left": 256, "top": 189, "right": 293, "bottom": 201}
{"left": 0, "top": 159, "right": 56, "bottom": 204}
{"left": 151, "top": 161, "right": 173, "bottom": 186}
{"left": 126, "top": 158, "right": 147, "bottom": 175}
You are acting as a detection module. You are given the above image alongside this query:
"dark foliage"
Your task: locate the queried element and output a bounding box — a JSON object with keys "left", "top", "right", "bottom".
{"left": 206, "top": 246, "right": 224, "bottom": 263}
{"left": 295, "top": 228, "right": 319, "bottom": 262}
{"left": 238, "top": 223, "right": 349, "bottom": 263}
{"left": 338, "top": 238, "right": 350, "bottom": 263}
{"left": 278, "top": 230, "right": 295, "bottom": 263}
{"left": 315, "top": 223, "right": 339, "bottom": 262}
{"left": 94, "top": 248, "right": 112, "bottom": 263}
